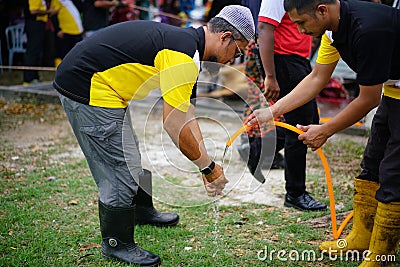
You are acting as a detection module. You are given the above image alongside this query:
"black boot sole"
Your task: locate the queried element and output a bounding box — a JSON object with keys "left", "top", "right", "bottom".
{"left": 135, "top": 217, "right": 180, "bottom": 227}
{"left": 284, "top": 200, "right": 306, "bottom": 211}
{"left": 284, "top": 200, "right": 327, "bottom": 212}
{"left": 102, "top": 253, "right": 161, "bottom": 267}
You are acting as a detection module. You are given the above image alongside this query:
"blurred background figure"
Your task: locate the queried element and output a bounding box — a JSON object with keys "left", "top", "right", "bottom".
{"left": 157, "top": 0, "right": 187, "bottom": 27}
{"left": 23, "top": 0, "right": 58, "bottom": 85}
{"left": 110, "top": 0, "right": 139, "bottom": 24}
{"left": 203, "top": 0, "right": 241, "bottom": 22}
{"left": 51, "top": 0, "right": 84, "bottom": 67}
{"left": 81, "top": 0, "right": 117, "bottom": 38}
{"left": 179, "top": 0, "right": 195, "bottom": 17}
{"left": 135, "top": 0, "right": 150, "bottom": 20}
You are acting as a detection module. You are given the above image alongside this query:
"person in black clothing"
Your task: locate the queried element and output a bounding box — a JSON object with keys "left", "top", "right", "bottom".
{"left": 246, "top": 0, "right": 400, "bottom": 264}
{"left": 81, "top": 0, "right": 117, "bottom": 38}
{"left": 23, "top": 0, "right": 58, "bottom": 85}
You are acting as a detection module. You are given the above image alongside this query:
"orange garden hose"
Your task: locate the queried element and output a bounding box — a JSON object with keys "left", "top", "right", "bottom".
{"left": 225, "top": 122, "right": 353, "bottom": 239}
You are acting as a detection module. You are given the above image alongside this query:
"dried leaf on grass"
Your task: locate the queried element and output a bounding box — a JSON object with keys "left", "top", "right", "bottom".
{"left": 79, "top": 243, "right": 101, "bottom": 252}
{"left": 68, "top": 199, "right": 78, "bottom": 205}
{"left": 0, "top": 97, "right": 7, "bottom": 108}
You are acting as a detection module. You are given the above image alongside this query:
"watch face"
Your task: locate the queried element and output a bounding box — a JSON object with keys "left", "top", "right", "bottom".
{"left": 201, "top": 167, "right": 212, "bottom": 175}
{"left": 201, "top": 161, "right": 215, "bottom": 175}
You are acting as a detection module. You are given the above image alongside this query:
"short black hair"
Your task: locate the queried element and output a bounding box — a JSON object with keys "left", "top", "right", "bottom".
{"left": 207, "top": 17, "right": 246, "bottom": 41}
{"left": 284, "top": 0, "right": 336, "bottom": 15}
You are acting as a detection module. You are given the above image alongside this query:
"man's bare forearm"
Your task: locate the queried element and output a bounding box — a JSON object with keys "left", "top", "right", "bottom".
{"left": 163, "top": 102, "right": 210, "bottom": 169}
{"left": 94, "top": 0, "right": 118, "bottom": 8}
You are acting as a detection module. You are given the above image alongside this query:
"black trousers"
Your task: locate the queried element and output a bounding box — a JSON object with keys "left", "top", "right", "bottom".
{"left": 275, "top": 54, "right": 319, "bottom": 197}
{"left": 55, "top": 33, "right": 83, "bottom": 59}
{"left": 23, "top": 20, "right": 45, "bottom": 82}
{"left": 358, "top": 95, "right": 400, "bottom": 203}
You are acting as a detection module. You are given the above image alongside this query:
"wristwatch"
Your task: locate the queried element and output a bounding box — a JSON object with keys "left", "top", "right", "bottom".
{"left": 200, "top": 161, "right": 215, "bottom": 175}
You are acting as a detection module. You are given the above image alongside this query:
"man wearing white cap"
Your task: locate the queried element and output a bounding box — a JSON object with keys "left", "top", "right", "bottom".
{"left": 53, "top": 5, "right": 254, "bottom": 266}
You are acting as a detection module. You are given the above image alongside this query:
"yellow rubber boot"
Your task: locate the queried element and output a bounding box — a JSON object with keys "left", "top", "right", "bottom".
{"left": 319, "top": 178, "right": 379, "bottom": 254}
{"left": 359, "top": 202, "right": 400, "bottom": 267}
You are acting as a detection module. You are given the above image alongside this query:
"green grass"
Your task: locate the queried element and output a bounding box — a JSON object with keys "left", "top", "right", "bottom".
{"left": 0, "top": 102, "right": 386, "bottom": 266}
{"left": 0, "top": 146, "right": 359, "bottom": 266}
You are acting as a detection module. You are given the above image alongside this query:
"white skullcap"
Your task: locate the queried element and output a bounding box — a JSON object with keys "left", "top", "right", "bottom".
{"left": 215, "top": 5, "right": 255, "bottom": 42}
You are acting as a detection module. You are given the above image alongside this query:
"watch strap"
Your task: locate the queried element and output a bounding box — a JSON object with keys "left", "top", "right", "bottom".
{"left": 200, "top": 161, "right": 215, "bottom": 175}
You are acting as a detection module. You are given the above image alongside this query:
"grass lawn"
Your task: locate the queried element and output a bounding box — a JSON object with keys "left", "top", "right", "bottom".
{"left": 0, "top": 98, "right": 384, "bottom": 266}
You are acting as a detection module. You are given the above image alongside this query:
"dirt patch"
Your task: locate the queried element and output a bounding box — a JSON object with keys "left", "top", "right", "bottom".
{"left": 0, "top": 98, "right": 369, "bottom": 209}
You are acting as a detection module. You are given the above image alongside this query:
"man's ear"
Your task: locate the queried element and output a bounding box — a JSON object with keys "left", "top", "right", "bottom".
{"left": 220, "top": 31, "right": 232, "bottom": 42}
{"left": 316, "top": 4, "right": 328, "bottom": 15}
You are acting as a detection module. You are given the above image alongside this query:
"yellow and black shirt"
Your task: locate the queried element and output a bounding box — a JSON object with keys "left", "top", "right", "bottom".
{"left": 316, "top": 0, "right": 400, "bottom": 99}
{"left": 51, "top": 0, "right": 83, "bottom": 35}
{"left": 24, "top": 0, "right": 49, "bottom": 22}
{"left": 54, "top": 21, "right": 204, "bottom": 112}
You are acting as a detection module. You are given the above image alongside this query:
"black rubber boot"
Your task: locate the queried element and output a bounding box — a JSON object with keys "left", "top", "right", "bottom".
{"left": 99, "top": 201, "right": 161, "bottom": 266}
{"left": 134, "top": 169, "right": 179, "bottom": 227}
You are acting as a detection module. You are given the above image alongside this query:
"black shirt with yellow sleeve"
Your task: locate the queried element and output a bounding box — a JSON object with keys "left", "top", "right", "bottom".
{"left": 330, "top": 0, "right": 400, "bottom": 86}
{"left": 317, "top": 0, "right": 400, "bottom": 99}
{"left": 54, "top": 21, "right": 204, "bottom": 112}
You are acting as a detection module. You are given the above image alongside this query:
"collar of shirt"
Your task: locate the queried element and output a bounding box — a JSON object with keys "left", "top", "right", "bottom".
{"left": 332, "top": 0, "right": 348, "bottom": 46}
{"left": 195, "top": 26, "right": 205, "bottom": 61}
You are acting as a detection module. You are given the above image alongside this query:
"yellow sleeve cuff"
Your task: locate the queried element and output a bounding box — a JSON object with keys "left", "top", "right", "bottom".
{"left": 316, "top": 33, "right": 341, "bottom": 65}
